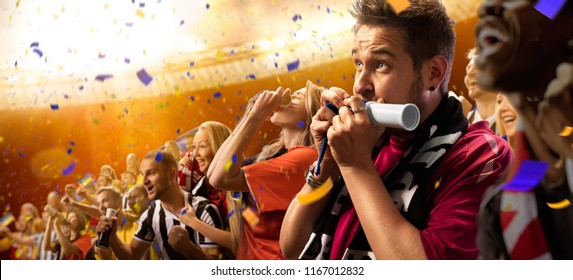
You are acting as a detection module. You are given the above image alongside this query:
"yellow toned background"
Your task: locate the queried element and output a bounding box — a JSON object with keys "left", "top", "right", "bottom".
{"left": 0, "top": 0, "right": 479, "bottom": 243}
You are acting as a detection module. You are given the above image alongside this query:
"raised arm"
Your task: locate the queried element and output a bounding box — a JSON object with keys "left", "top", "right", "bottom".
{"left": 208, "top": 88, "right": 289, "bottom": 191}
{"left": 52, "top": 214, "right": 81, "bottom": 258}
{"left": 62, "top": 196, "right": 101, "bottom": 218}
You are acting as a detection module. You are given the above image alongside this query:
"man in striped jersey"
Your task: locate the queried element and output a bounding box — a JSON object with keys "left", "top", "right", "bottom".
{"left": 96, "top": 151, "right": 223, "bottom": 260}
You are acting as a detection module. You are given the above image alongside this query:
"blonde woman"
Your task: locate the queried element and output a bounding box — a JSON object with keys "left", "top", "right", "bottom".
{"left": 178, "top": 121, "right": 238, "bottom": 256}
{"left": 207, "top": 81, "right": 322, "bottom": 259}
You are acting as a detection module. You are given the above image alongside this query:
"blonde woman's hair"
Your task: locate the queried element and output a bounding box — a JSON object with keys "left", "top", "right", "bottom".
{"left": 164, "top": 140, "right": 181, "bottom": 161}
{"left": 100, "top": 164, "right": 117, "bottom": 180}
{"left": 255, "top": 80, "right": 323, "bottom": 163}
{"left": 126, "top": 153, "right": 141, "bottom": 175}
{"left": 197, "top": 121, "right": 232, "bottom": 156}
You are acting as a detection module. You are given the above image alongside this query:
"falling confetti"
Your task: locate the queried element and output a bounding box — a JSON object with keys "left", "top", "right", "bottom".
{"left": 224, "top": 160, "right": 233, "bottom": 171}
{"left": 232, "top": 154, "right": 237, "bottom": 164}
{"left": 246, "top": 74, "right": 256, "bottom": 80}
{"left": 242, "top": 207, "right": 259, "bottom": 227}
{"left": 136, "top": 68, "right": 153, "bottom": 86}
{"left": 503, "top": 160, "right": 549, "bottom": 192}
{"left": 547, "top": 198, "right": 571, "bottom": 210}
{"left": 297, "top": 177, "right": 334, "bottom": 205}
{"left": 297, "top": 121, "right": 305, "bottom": 128}
{"left": 180, "top": 209, "right": 187, "bottom": 215}
{"left": 213, "top": 92, "right": 221, "bottom": 98}
{"left": 95, "top": 74, "right": 114, "bottom": 82}
{"left": 535, "top": 0, "right": 566, "bottom": 19}
{"left": 67, "top": 148, "right": 72, "bottom": 155}
{"left": 62, "top": 161, "right": 75, "bottom": 176}
{"left": 32, "top": 49, "right": 43, "bottom": 58}
{"left": 50, "top": 104, "right": 59, "bottom": 110}
{"left": 287, "top": 59, "right": 300, "bottom": 72}
{"left": 292, "top": 14, "right": 302, "bottom": 22}
{"left": 226, "top": 209, "right": 236, "bottom": 220}
{"left": 155, "top": 152, "right": 163, "bottom": 162}
{"left": 559, "top": 126, "right": 573, "bottom": 137}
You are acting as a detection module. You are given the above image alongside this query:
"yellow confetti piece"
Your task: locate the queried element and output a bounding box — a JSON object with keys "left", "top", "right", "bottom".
{"left": 547, "top": 199, "right": 571, "bottom": 209}
{"left": 0, "top": 136, "right": 3, "bottom": 143}
{"left": 216, "top": 50, "right": 224, "bottom": 60}
{"left": 298, "top": 177, "right": 334, "bottom": 205}
{"left": 558, "top": 126, "right": 573, "bottom": 137}
{"left": 136, "top": 9, "right": 145, "bottom": 18}
{"left": 134, "top": 203, "right": 140, "bottom": 213}
{"left": 225, "top": 160, "right": 233, "bottom": 172}
{"left": 174, "top": 86, "right": 180, "bottom": 97}
{"left": 276, "top": 76, "right": 282, "bottom": 85}
{"left": 242, "top": 208, "right": 259, "bottom": 227}
{"left": 434, "top": 178, "right": 441, "bottom": 189}
{"left": 388, "top": 0, "right": 410, "bottom": 13}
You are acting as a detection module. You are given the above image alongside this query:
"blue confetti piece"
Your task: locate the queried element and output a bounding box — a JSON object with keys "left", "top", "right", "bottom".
{"left": 207, "top": 99, "right": 211, "bottom": 104}
{"left": 64, "top": 94, "right": 69, "bottom": 99}
{"left": 190, "top": 96, "right": 195, "bottom": 101}
{"left": 125, "top": 22, "right": 133, "bottom": 27}
{"left": 50, "top": 104, "right": 59, "bottom": 110}
{"left": 30, "top": 42, "right": 39, "bottom": 48}
{"left": 213, "top": 92, "right": 222, "bottom": 98}
{"left": 124, "top": 57, "right": 131, "bottom": 64}
{"left": 503, "top": 160, "right": 549, "bottom": 192}
{"left": 292, "top": 14, "right": 302, "bottom": 22}
{"left": 95, "top": 74, "right": 114, "bottom": 82}
{"left": 226, "top": 209, "right": 236, "bottom": 220}
{"left": 69, "top": 141, "right": 75, "bottom": 146}
{"left": 232, "top": 192, "right": 242, "bottom": 200}
{"left": 139, "top": 2, "right": 145, "bottom": 7}
{"left": 180, "top": 209, "right": 187, "bottom": 215}
{"left": 67, "top": 148, "right": 72, "bottom": 155}
{"left": 246, "top": 74, "right": 256, "bottom": 80}
{"left": 274, "top": 62, "right": 278, "bottom": 68}
{"left": 535, "top": 0, "right": 566, "bottom": 19}
{"left": 62, "top": 161, "right": 75, "bottom": 176}
{"left": 232, "top": 154, "right": 237, "bottom": 164}
{"left": 18, "top": 152, "right": 25, "bottom": 158}
{"left": 123, "top": 108, "right": 129, "bottom": 114}
{"left": 79, "top": 85, "right": 84, "bottom": 90}
{"left": 326, "top": 7, "right": 331, "bottom": 14}
{"left": 122, "top": 218, "right": 127, "bottom": 226}
{"left": 297, "top": 121, "right": 305, "bottom": 128}
{"left": 189, "top": 61, "right": 195, "bottom": 67}
{"left": 176, "top": 128, "right": 180, "bottom": 134}
{"left": 154, "top": 153, "right": 163, "bottom": 162}
{"left": 287, "top": 59, "right": 300, "bottom": 71}
{"left": 206, "top": 3, "right": 210, "bottom": 9}
{"left": 180, "top": 20, "right": 185, "bottom": 26}
{"left": 136, "top": 68, "right": 153, "bottom": 86}
{"left": 33, "top": 49, "right": 43, "bottom": 58}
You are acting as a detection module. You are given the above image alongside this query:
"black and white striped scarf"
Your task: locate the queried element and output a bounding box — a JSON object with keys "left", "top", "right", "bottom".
{"left": 300, "top": 94, "right": 468, "bottom": 259}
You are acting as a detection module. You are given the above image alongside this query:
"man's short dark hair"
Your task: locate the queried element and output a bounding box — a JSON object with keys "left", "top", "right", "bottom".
{"left": 349, "top": 0, "right": 456, "bottom": 93}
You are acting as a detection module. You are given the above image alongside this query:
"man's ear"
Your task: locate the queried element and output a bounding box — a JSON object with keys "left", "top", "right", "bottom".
{"left": 423, "top": 55, "right": 448, "bottom": 91}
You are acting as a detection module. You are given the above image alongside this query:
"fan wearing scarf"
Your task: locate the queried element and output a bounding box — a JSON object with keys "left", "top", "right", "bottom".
{"left": 475, "top": 0, "right": 573, "bottom": 259}
{"left": 280, "top": 0, "right": 513, "bottom": 260}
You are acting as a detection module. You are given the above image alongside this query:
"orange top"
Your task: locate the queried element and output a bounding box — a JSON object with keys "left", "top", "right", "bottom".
{"left": 237, "top": 146, "right": 317, "bottom": 260}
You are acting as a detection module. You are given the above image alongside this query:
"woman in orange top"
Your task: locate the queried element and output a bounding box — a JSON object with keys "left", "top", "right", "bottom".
{"left": 207, "top": 81, "right": 323, "bottom": 259}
